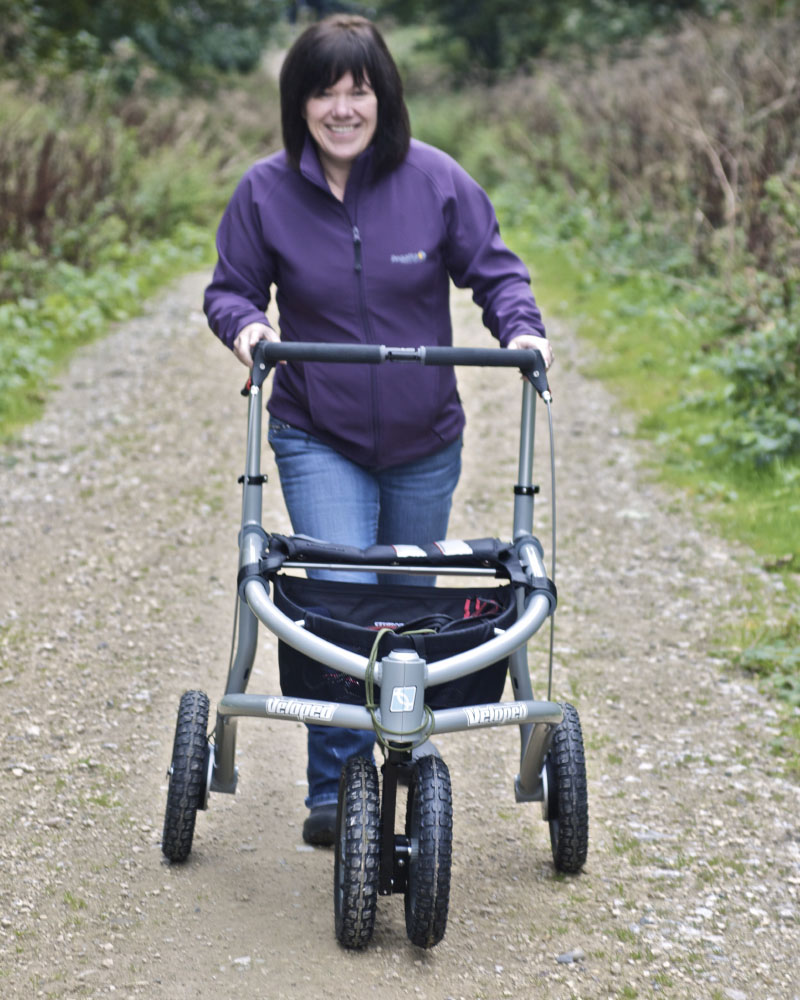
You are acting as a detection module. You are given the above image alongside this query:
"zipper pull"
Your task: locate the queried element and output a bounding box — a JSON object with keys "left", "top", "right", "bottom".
{"left": 353, "top": 225, "right": 362, "bottom": 273}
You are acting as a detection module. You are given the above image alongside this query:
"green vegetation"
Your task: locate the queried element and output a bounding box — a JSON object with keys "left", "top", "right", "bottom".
{"left": 1, "top": 0, "right": 281, "bottom": 84}
{"left": 735, "top": 615, "right": 800, "bottom": 703}
{"left": 0, "top": 225, "right": 212, "bottom": 431}
{"left": 63, "top": 891, "right": 88, "bottom": 912}
{"left": 406, "top": 7, "right": 800, "bottom": 466}
{"left": 381, "top": 0, "right": 727, "bottom": 74}
{"left": 0, "top": 25, "right": 282, "bottom": 432}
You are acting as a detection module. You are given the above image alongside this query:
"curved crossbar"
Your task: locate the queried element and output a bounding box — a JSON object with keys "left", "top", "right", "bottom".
{"left": 216, "top": 692, "right": 563, "bottom": 734}
{"left": 243, "top": 576, "right": 551, "bottom": 687}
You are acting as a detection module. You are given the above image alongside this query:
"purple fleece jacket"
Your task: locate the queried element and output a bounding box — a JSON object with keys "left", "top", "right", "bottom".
{"left": 204, "top": 136, "right": 545, "bottom": 469}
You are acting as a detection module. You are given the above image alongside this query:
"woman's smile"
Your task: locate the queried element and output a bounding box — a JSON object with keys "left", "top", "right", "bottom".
{"left": 304, "top": 72, "right": 378, "bottom": 177}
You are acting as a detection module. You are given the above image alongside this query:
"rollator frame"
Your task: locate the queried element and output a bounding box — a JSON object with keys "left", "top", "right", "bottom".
{"left": 161, "top": 341, "right": 588, "bottom": 950}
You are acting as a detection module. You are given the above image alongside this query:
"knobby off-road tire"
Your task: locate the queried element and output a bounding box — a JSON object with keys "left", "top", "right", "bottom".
{"left": 334, "top": 757, "right": 380, "bottom": 949}
{"left": 405, "top": 754, "right": 453, "bottom": 949}
{"left": 546, "top": 702, "right": 589, "bottom": 874}
{"left": 161, "top": 690, "right": 210, "bottom": 863}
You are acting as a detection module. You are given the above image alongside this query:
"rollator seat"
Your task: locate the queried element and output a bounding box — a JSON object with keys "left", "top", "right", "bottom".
{"left": 263, "top": 532, "right": 526, "bottom": 577}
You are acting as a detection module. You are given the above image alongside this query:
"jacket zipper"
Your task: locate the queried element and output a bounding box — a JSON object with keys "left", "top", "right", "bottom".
{"left": 349, "top": 219, "right": 380, "bottom": 463}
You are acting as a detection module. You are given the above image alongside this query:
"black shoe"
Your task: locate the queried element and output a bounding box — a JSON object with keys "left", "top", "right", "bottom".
{"left": 302, "top": 803, "right": 337, "bottom": 846}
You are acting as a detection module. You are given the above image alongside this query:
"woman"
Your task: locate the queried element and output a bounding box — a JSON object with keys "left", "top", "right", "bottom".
{"left": 204, "top": 14, "right": 553, "bottom": 845}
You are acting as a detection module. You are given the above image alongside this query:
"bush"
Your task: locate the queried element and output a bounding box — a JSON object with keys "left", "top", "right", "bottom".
{"left": 386, "top": 0, "right": 729, "bottom": 74}
{"left": 709, "top": 309, "right": 800, "bottom": 463}
{"left": 1, "top": 0, "right": 283, "bottom": 83}
{"left": 0, "top": 52, "right": 282, "bottom": 435}
{"left": 0, "top": 70, "right": 281, "bottom": 301}
{"left": 408, "top": 11, "right": 800, "bottom": 466}
{"left": 735, "top": 616, "right": 800, "bottom": 706}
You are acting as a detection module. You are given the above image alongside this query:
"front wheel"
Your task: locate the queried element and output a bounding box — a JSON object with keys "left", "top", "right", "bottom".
{"left": 405, "top": 754, "right": 453, "bottom": 949}
{"left": 334, "top": 757, "right": 380, "bottom": 949}
{"left": 544, "top": 702, "right": 588, "bottom": 874}
{"left": 161, "top": 690, "right": 210, "bottom": 863}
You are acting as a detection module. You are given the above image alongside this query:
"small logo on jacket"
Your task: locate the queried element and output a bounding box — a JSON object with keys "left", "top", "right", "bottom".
{"left": 391, "top": 250, "right": 428, "bottom": 264}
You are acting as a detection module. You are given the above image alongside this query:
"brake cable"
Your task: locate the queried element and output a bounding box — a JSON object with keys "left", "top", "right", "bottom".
{"left": 544, "top": 393, "right": 557, "bottom": 702}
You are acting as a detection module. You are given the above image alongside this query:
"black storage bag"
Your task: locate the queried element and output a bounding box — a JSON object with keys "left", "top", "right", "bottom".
{"left": 272, "top": 576, "right": 518, "bottom": 710}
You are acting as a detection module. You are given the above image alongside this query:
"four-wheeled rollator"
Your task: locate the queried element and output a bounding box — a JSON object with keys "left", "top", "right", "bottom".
{"left": 161, "top": 342, "right": 589, "bottom": 949}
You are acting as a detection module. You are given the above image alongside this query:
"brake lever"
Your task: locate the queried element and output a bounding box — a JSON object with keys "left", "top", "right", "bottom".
{"left": 520, "top": 350, "right": 552, "bottom": 401}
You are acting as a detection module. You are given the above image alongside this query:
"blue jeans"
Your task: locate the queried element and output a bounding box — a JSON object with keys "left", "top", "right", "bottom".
{"left": 268, "top": 419, "right": 462, "bottom": 808}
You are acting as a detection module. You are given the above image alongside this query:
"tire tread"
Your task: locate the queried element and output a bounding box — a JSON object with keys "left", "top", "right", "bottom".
{"left": 405, "top": 755, "right": 453, "bottom": 948}
{"left": 161, "top": 690, "right": 210, "bottom": 863}
{"left": 334, "top": 757, "right": 380, "bottom": 949}
{"left": 548, "top": 702, "right": 589, "bottom": 874}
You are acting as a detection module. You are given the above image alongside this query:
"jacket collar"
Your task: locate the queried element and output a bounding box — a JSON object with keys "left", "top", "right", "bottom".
{"left": 298, "top": 133, "right": 375, "bottom": 203}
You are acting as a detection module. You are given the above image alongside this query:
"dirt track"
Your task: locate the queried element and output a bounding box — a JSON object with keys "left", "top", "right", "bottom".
{"left": 1, "top": 273, "right": 798, "bottom": 999}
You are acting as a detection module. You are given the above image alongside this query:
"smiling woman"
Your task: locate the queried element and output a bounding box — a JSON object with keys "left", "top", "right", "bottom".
{"left": 203, "top": 13, "right": 552, "bottom": 846}
{"left": 278, "top": 14, "right": 412, "bottom": 195}
{"left": 303, "top": 73, "right": 378, "bottom": 197}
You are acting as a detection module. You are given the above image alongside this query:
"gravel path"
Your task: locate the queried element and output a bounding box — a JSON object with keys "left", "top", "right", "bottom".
{"left": 1, "top": 272, "right": 798, "bottom": 1000}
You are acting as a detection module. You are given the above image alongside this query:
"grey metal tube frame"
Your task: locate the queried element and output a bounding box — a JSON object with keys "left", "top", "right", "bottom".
{"left": 210, "top": 345, "right": 559, "bottom": 806}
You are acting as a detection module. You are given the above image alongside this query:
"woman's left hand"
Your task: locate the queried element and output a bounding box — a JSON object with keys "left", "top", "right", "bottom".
{"left": 507, "top": 333, "right": 554, "bottom": 370}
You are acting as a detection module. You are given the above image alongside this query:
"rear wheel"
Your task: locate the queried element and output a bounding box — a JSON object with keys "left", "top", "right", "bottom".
{"left": 334, "top": 757, "right": 380, "bottom": 949}
{"left": 545, "top": 702, "right": 588, "bottom": 874}
{"left": 405, "top": 754, "right": 452, "bottom": 949}
{"left": 162, "top": 690, "right": 210, "bottom": 863}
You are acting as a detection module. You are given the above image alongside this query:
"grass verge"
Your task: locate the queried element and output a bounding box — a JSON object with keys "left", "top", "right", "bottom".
{"left": 499, "top": 193, "right": 800, "bottom": 766}
{"left": 0, "top": 223, "right": 214, "bottom": 439}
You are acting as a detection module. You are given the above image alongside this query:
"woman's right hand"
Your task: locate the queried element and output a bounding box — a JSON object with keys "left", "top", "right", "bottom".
{"left": 233, "top": 322, "right": 280, "bottom": 368}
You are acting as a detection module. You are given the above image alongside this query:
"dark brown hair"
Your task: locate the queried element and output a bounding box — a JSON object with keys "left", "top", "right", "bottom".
{"left": 280, "top": 15, "right": 411, "bottom": 178}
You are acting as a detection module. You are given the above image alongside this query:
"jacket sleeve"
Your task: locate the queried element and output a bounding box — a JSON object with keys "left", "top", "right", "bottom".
{"left": 440, "top": 159, "right": 546, "bottom": 345}
{"left": 203, "top": 171, "right": 277, "bottom": 349}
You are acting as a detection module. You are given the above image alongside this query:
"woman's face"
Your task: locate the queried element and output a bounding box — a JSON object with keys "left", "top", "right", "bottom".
{"left": 303, "top": 71, "right": 378, "bottom": 173}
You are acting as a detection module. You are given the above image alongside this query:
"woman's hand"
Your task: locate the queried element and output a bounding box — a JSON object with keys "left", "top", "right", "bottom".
{"left": 507, "top": 333, "right": 554, "bottom": 370}
{"left": 233, "top": 322, "right": 280, "bottom": 368}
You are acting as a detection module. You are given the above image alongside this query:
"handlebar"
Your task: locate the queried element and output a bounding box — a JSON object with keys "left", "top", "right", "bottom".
{"left": 248, "top": 341, "right": 550, "bottom": 397}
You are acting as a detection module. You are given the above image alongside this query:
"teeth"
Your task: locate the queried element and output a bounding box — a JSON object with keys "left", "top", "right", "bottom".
{"left": 329, "top": 125, "right": 357, "bottom": 133}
